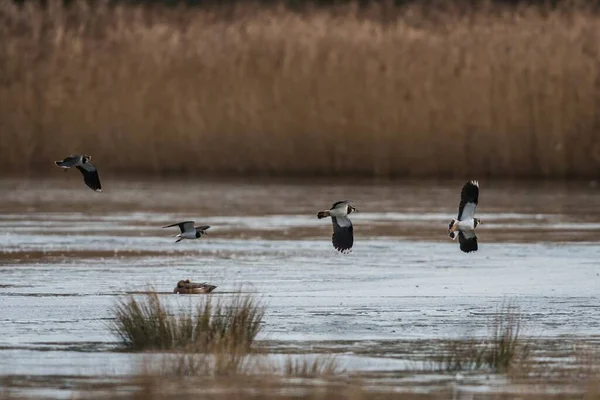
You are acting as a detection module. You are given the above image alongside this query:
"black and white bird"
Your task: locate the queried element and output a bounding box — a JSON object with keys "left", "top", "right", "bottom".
{"left": 317, "top": 200, "right": 357, "bottom": 253}
{"left": 54, "top": 154, "right": 102, "bottom": 192}
{"left": 162, "top": 221, "right": 210, "bottom": 243}
{"left": 448, "top": 180, "right": 481, "bottom": 253}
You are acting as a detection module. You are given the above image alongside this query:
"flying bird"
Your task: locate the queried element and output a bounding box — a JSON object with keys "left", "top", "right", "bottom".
{"left": 162, "top": 221, "right": 210, "bottom": 243}
{"left": 54, "top": 154, "right": 102, "bottom": 192}
{"left": 317, "top": 200, "right": 357, "bottom": 253}
{"left": 173, "top": 279, "right": 217, "bottom": 294}
{"left": 448, "top": 180, "right": 481, "bottom": 253}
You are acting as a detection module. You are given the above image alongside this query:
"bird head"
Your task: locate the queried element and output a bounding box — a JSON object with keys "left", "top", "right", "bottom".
{"left": 83, "top": 154, "right": 91, "bottom": 163}
{"left": 448, "top": 219, "right": 458, "bottom": 233}
{"left": 348, "top": 204, "right": 357, "bottom": 214}
{"left": 474, "top": 218, "right": 482, "bottom": 228}
{"left": 176, "top": 280, "right": 186, "bottom": 288}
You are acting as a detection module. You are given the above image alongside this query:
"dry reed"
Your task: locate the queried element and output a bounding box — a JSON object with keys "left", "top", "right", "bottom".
{"left": 110, "top": 291, "right": 265, "bottom": 352}
{"left": 118, "top": 352, "right": 353, "bottom": 399}
{"left": 3, "top": 339, "right": 600, "bottom": 399}
{"left": 434, "top": 302, "right": 530, "bottom": 373}
{"left": 283, "top": 356, "right": 341, "bottom": 378}
{"left": 146, "top": 353, "right": 342, "bottom": 378}
{"left": 1, "top": 1, "right": 600, "bottom": 178}
{"left": 79, "top": 359, "right": 600, "bottom": 400}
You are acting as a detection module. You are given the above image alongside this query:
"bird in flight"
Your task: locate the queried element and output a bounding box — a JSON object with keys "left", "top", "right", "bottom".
{"left": 173, "top": 279, "right": 217, "bottom": 294}
{"left": 317, "top": 200, "right": 357, "bottom": 253}
{"left": 448, "top": 180, "right": 481, "bottom": 253}
{"left": 54, "top": 154, "right": 102, "bottom": 192}
{"left": 162, "top": 221, "right": 210, "bottom": 243}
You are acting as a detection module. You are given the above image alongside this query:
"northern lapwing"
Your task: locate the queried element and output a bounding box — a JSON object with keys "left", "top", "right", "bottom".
{"left": 317, "top": 200, "right": 357, "bottom": 254}
{"left": 448, "top": 181, "right": 481, "bottom": 253}
{"left": 54, "top": 154, "right": 102, "bottom": 192}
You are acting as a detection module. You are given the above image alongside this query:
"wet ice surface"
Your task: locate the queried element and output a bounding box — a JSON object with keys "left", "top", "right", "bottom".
{"left": 0, "top": 178, "right": 599, "bottom": 395}
{"left": 2, "top": 240, "right": 599, "bottom": 348}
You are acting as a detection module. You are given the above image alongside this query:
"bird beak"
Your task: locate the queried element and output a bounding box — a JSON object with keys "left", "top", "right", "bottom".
{"left": 448, "top": 223, "right": 457, "bottom": 233}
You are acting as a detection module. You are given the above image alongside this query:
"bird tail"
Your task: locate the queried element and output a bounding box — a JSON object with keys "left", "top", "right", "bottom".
{"left": 317, "top": 211, "right": 330, "bottom": 219}
{"left": 172, "top": 233, "right": 183, "bottom": 241}
{"left": 205, "top": 285, "right": 217, "bottom": 293}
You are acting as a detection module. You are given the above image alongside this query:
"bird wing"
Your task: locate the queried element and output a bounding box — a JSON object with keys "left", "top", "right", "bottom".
{"left": 457, "top": 180, "right": 479, "bottom": 220}
{"left": 75, "top": 165, "right": 102, "bottom": 192}
{"left": 330, "top": 200, "right": 351, "bottom": 210}
{"left": 162, "top": 221, "right": 195, "bottom": 233}
{"left": 55, "top": 155, "right": 81, "bottom": 168}
{"left": 331, "top": 216, "right": 354, "bottom": 253}
{"left": 195, "top": 225, "right": 211, "bottom": 234}
{"left": 186, "top": 281, "right": 208, "bottom": 289}
{"left": 80, "top": 160, "right": 97, "bottom": 172}
{"left": 458, "top": 230, "right": 478, "bottom": 253}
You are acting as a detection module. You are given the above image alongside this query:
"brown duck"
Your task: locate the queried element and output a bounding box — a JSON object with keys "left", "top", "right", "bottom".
{"left": 173, "top": 279, "right": 217, "bottom": 294}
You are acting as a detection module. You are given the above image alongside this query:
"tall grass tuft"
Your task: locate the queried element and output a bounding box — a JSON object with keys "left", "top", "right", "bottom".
{"left": 111, "top": 291, "right": 265, "bottom": 352}
{"left": 283, "top": 356, "right": 341, "bottom": 378}
{"left": 156, "top": 352, "right": 251, "bottom": 377}
{"left": 2, "top": 1, "right": 600, "bottom": 178}
{"left": 487, "top": 303, "right": 529, "bottom": 373}
{"left": 150, "top": 353, "right": 343, "bottom": 379}
{"left": 436, "top": 303, "right": 529, "bottom": 373}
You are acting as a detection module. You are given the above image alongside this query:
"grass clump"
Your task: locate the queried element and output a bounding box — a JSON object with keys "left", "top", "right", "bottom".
{"left": 487, "top": 304, "right": 529, "bottom": 373}
{"left": 156, "top": 352, "right": 252, "bottom": 377}
{"left": 283, "top": 356, "right": 342, "bottom": 378}
{"left": 111, "top": 291, "right": 265, "bottom": 352}
{"left": 151, "top": 353, "right": 343, "bottom": 379}
{"left": 128, "top": 353, "right": 352, "bottom": 399}
{"left": 436, "top": 303, "right": 530, "bottom": 373}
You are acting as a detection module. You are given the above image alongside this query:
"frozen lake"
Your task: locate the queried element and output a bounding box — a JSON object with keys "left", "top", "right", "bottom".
{"left": 0, "top": 178, "right": 599, "bottom": 396}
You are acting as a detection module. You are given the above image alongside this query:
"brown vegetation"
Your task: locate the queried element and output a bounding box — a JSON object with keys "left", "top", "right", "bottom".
{"left": 2, "top": 332, "right": 600, "bottom": 399}
{"left": 77, "top": 351, "right": 600, "bottom": 400}
{"left": 100, "top": 345, "right": 598, "bottom": 400}
{"left": 434, "top": 303, "right": 530, "bottom": 373}
{"left": 283, "top": 356, "right": 341, "bottom": 378}
{"left": 2, "top": 1, "right": 600, "bottom": 178}
{"left": 111, "top": 291, "right": 264, "bottom": 352}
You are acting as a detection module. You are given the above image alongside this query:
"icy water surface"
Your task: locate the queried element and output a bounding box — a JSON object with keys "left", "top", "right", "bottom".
{"left": 0, "top": 178, "right": 599, "bottom": 397}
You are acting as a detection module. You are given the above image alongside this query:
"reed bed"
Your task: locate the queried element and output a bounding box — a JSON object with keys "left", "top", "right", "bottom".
{"left": 1, "top": 1, "right": 600, "bottom": 178}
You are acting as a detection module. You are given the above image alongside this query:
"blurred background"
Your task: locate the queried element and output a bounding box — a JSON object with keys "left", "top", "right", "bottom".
{"left": 2, "top": 0, "right": 600, "bottom": 180}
